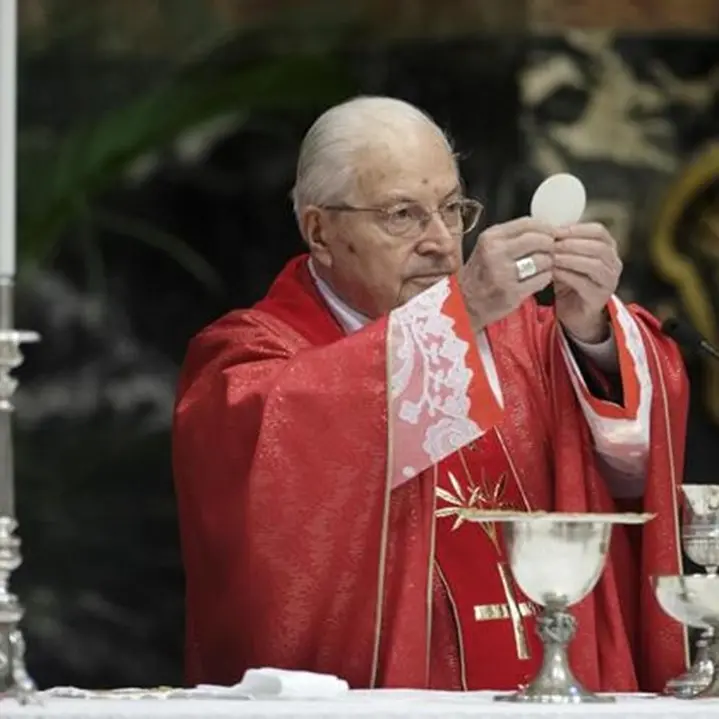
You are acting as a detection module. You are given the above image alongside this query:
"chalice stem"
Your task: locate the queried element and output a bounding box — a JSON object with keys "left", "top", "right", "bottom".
{"left": 529, "top": 607, "right": 585, "bottom": 696}
{"left": 498, "top": 604, "right": 611, "bottom": 702}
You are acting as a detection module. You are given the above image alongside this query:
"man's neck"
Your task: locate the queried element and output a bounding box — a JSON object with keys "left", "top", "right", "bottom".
{"left": 307, "top": 258, "right": 370, "bottom": 335}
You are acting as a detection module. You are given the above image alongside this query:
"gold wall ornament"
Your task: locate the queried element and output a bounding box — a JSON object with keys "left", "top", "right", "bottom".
{"left": 650, "top": 142, "right": 719, "bottom": 425}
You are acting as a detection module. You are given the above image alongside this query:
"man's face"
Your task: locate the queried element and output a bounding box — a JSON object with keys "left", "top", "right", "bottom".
{"left": 302, "top": 125, "right": 465, "bottom": 318}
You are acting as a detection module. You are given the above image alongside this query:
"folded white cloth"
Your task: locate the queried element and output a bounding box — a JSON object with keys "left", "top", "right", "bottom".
{"left": 198, "top": 668, "right": 350, "bottom": 699}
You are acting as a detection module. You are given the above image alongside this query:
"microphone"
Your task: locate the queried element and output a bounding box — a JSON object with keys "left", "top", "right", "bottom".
{"left": 661, "top": 317, "right": 719, "bottom": 363}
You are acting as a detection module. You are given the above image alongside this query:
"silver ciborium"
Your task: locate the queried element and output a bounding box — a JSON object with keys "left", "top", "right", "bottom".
{"left": 654, "top": 574, "right": 719, "bottom": 698}
{"left": 458, "top": 509, "right": 654, "bottom": 704}
{"left": 660, "top": 485, "right": 719, "bottom": 698}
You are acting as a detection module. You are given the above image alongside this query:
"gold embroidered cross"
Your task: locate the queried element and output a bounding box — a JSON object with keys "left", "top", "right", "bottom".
{"left": 435, "top": 454, "right": 532, "bottom": 660}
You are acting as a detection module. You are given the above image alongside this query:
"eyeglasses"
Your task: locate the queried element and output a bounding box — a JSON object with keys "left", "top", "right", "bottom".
{"left": 320, "top": 197, "right": 483, "bottom": 239}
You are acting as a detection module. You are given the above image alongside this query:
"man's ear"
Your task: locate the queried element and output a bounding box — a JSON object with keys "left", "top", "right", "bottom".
{"left": 301, "top": 207, "right": 332, "bottom": 268}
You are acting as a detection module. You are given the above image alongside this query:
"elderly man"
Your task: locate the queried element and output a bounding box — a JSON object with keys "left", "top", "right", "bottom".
{"left": 172, "top": 96, "right": 688, "bottom": 693}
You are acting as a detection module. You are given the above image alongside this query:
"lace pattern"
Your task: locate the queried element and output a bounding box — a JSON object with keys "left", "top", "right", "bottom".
{"left": 388, "top": 279, "right": 488, "bottom": 487}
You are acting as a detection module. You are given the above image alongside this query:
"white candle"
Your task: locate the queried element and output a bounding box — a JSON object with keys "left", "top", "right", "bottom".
{"left": 0, "top": 0, "right": 17, "bottom": 278}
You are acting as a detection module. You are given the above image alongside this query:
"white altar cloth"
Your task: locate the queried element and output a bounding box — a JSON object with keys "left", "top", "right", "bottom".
{"left": 3, "top": 690, "right": 719, "bottom": 718}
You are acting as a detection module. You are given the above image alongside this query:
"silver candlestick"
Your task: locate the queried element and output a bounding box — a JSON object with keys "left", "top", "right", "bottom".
{"left": 0, "top": 278, "right": 39, "bottom": 703}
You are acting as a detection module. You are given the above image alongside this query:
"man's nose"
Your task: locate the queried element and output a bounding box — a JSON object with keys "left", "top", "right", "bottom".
{"left": 416, "top": 212, "right": 456, "bottom": 254}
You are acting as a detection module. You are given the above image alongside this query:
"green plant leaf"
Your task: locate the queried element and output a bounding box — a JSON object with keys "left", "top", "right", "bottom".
{"left": 92, "top": 209, "right": 225, "bottom": 293}
{"left": 19, "top": 44, "right": 356, "bottom": 285}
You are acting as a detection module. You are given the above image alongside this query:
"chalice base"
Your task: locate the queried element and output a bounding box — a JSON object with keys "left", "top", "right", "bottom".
{"left": 663, "top": 630, "right": 714, "bottom": 698}
{"left": 691, "top": 671, "right": 719, "bottom": 699}
{"left": 495, "top": 664, "right": 614, "bottom": 704}
{"left": 688, "top": 634, "right": 719, "bottom": 699}
{"left": 496, "top": 606, "right": 615, "bottom": 704}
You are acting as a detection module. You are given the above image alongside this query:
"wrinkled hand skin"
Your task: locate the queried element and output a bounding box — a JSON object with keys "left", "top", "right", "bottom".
{"left": 552, "top": 222, "right": 622, "bottom": 344}
{"left": 458, "top": 218, "right": 621, "bottom": 344}
{"left": 458, "top": 216, "right": 554, "bottom": 332}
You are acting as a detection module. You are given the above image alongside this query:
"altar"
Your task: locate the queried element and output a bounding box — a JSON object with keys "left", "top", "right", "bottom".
{"left": 4, "top": 691, "right": 719, "bottom": 719}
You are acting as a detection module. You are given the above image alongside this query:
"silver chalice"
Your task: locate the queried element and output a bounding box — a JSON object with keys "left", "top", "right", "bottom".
{"left": 661, "top": 485, "right": 719, "bottom": 698}
{"left": 457, "top": 509, "right": 653, "bottom": 704}
{"left": 654, "top": 574, "right": 719, "bottom": 699}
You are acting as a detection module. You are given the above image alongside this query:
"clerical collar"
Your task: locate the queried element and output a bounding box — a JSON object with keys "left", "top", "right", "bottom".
{"left": 307, "top": 258, "right": 370, "bottom": 334}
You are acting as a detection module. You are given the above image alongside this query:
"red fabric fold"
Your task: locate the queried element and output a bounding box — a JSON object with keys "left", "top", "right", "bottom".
{"left": 542, "top": 306, "right": 688, "bottom": 691}
{"left": 173, "top": 254, "right": 688, "bottom": 692}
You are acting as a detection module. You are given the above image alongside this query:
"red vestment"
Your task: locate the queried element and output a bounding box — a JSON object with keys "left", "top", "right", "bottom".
{"left": 172, "top": 254, "right": 689, "bottom": 693}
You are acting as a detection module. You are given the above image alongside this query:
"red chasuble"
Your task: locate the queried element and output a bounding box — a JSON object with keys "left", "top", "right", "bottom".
{"left": 172, "top": 253, "right": 689, "bottom": 693}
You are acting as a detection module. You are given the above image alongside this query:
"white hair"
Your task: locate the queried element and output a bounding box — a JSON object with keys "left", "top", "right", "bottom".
{"left": 291, "top": 96, "right": 453, "bottom": 219}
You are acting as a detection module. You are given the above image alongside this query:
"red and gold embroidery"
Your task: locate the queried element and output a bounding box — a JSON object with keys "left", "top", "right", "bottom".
{"left": 435, "top": 449, "right": 533, "bottom": 660}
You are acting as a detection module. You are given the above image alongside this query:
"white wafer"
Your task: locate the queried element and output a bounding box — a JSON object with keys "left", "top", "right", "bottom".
{"left": 530, "top": 173, "right": 586, "bottom": 226}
